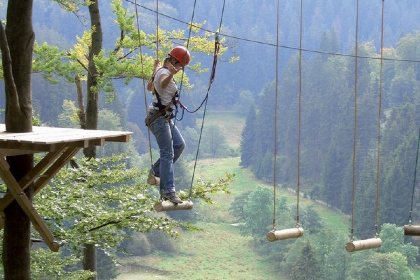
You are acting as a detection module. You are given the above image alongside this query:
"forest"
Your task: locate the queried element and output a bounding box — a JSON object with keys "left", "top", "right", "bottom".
{"left": 0, "top": 0, "right": 420, "bottom": 279}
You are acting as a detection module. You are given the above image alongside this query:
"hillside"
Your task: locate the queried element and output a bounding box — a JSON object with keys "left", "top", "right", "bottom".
{"left": 116, "top": 157, "right": 350, "bottom": 279}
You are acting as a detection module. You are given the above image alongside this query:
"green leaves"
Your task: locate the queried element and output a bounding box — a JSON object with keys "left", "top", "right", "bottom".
{"left": 32, "top": 154, "right": 233, "bottom": 264}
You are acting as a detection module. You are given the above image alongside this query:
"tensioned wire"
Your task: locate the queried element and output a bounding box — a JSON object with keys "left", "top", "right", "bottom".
{"left": 156, "top": 0, "right": 159, "bottom": 58}
{"left": 375, "top": 0, "right": 385, "bottom": 237}
{"left": 350, "top": 0, "right": 360, "bottom": 242}
{"left": 296, "top": 0, "right": 303, "bottom": 228}
{"left": 271, "top": 0, "right": 303, "bottom": 230}
{"left": 134, "top": 0, "right": 154, "bottom": 169}
{"left": 408, "top": 129, "right": 420, "bottom": 225}
{"left": 187, "top": 0, "right": 226, "bottom": 200}
{"left": 271, "top": 0, "right": 280, "bottom": 230}
{"left": 125, "top": 0, "right": 420, "bottom": 64}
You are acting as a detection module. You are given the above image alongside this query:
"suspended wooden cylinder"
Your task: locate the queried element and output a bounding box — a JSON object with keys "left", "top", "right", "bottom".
{"left": 154, "top": 200, "right": 194, "bottom": 212}
{"left": 147, "top": 174, "right": 160, "bottom": 186}
{"left": 404, "top": 225, "right": 420, "bottom": 236}
{"left": 267, "top": 227, "right": 304, "bottom": 242}
{"left": 345, "top": 237, "right": 382, "bottom": 252}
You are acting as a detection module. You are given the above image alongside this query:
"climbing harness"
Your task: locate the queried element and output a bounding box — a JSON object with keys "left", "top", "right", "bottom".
{"left": 145, "top": 68, "right": 179, "bottom": 127}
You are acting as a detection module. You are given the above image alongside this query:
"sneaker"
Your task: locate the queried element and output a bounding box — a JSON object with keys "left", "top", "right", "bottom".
{"left": 161, "top": 192, "right": 183, "bottom": 204}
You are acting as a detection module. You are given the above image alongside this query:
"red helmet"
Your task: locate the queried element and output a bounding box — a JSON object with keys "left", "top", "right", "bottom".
{"left": 168, "top": 46, "right": 191, "bottom": 66}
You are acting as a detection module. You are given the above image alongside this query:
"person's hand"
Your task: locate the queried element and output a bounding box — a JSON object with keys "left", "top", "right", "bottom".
{"left": 153, "top": 59, "right": 161, "bottom": 72}
{"left": 167, "top": 61, "right": 182, "bottom": 75}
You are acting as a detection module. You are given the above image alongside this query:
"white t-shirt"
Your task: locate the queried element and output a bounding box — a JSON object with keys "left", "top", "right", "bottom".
{"left": 150, "top": 67, "right": 178, "bottom": 110}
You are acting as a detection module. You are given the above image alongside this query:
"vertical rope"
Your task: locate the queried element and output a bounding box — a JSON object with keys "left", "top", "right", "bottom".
{"left": 409, "top": 129, "right": 420, "bottom": 225}
{"left": 375, "top": 0, "right": 385, "bottom": 237}
{"left": 156, "top": 0, "right": 159, "bottom": 60}
{"left": 134, "top": 0, "right": 154, "bottom": 169}
{"left": 296, "top": 0, "right": 303, "bottom": 227}
{"left": 175, "top": 0, "right": 197, "bottom": 106}
{"left": 271, "top": 0, "right": 281, "bottom": 231}
{"left": 350, "top": 0, "right": 360, "bottom": 242}
{"left": 187, "top": 0, "right": 225, "bottom": 199}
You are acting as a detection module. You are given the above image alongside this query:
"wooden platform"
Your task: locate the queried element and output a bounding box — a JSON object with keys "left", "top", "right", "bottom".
{"left": 0, "top": 124, "right": 132, "bottom": 251}
{"left": 0, "top": 124, "right": 131, "bottom": 155}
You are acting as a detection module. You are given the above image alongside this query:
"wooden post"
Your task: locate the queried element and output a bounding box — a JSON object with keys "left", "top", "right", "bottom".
{"left": 154, "top": 200, "right": 194, "bottom": 212}
{"left": 267, "top": 227, "right": 304, "bottom": 242}
{"left": 404, "top": 225, "right": 420, "bottom": 236}
{"left": 345, "top": 238, "right": 382, "bottom": 252}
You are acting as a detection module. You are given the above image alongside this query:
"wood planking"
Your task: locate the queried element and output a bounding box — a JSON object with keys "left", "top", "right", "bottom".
{"left": 0, "top": 125, "right": 132, "bottom": 154}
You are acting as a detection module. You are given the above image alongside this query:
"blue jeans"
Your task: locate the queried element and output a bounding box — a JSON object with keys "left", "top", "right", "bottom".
{"left": 148, "top": 112, "right": 185, "bottom": 194}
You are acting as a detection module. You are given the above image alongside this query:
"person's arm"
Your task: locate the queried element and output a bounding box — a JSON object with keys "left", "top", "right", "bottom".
{"left": 147, "top": 59, "right": 161, "bottom": 92}
{"left": 147, "top": 76, "right": 154, "bottom": 92}
{"left": 159, "top": 62, "right": 181, "bottom": 88}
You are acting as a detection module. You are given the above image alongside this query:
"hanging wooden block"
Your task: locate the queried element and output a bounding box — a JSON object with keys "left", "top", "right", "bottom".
{"left": 345, "top": 237, "right": 382, "bottom": 252}
{"left": 154, "top": 200, "right": 194, "bottom": 212}
{"left": 147, "top": 174, "right": 160, "bottom": 186}
{"left": 266, "top": 227, "right": 304, "bottom": 242}
{"left": 404, "top": 225, "right": 420, "bottom": 236}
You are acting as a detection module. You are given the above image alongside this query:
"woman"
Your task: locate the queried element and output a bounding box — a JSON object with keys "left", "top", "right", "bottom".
{"left": 146, "top": 46, "right": 191, "bottom": 204}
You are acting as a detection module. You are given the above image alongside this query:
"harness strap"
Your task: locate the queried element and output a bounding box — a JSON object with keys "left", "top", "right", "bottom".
{"left": 146, "top": 67, "right": 179, "bottom": 126}
{"left": 145, "top": 103, "right": 174, "bottom": 127}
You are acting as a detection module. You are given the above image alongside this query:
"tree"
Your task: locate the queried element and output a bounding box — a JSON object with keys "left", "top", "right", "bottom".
{"left": 240, "top": 104, "right": 257, "bottom": 167}
{"left": 349, "top": 252, "right": 414, "bottom": 280}
{"left": 31, "top": 154, "right": 233, "bottom": 278}
{"left": 202, "top": 125, "right": 228, "bottom": 157}
{"left": 0, "top": 1, "right": 34, "bottom": 279}
{"left": 28, "top": 0, "right": 234, "bottom": 276}
{"left": 290, "top": 241, "right": 322, "bottom": 280}
{"left": 379, "top": 223, "right": 419, "bottom": 267}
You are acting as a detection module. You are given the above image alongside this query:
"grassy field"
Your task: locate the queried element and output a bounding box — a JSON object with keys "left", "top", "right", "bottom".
{"left": 198, "top": 110, "right": 245, "bottom": 149}
{"left": 117, "top": 157, "right": 352, "bottom": 280}
{"left": 117, "top": 110, "right": 420, "bottom": 279}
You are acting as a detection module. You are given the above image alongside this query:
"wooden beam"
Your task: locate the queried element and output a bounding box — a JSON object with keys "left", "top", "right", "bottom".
{"left": 33, "top": 147, "right": 80, "bottom": 194}
{"left": 0, "top": 146, "right": 80, "bottom": 229}
{"left": 0, "top": 148, "right": 36, "bottom": 156}
{"left": 0, "top": 145, "right": 68, "bottom": 212}
{"left": 0, "top": 157, "right": 59, "bottom": 251}
{"left": 105, "top": 134, "right": 131, "bottom": 143}
{"left": 0, "top": 141, "right": 54, "bottom": 153}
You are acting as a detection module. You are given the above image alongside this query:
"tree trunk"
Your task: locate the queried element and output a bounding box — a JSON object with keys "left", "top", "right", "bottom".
{"left": 82, "top": 1, "right": 103, "bottom": 278}
{"left": 83, "top": 243, "right": 97, "bottom": 277}
{"left": 1, "top": 1, "right": 34, "bottom": 279}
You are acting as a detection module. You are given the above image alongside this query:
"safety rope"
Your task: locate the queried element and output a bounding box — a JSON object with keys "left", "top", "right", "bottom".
{"left": 296, "top": 0, "right": 303, "bottom": 228}
{"left": 374, "top": 0, "right": 385, "bottom": 237}
{"left": 271, "top": 0, "right": 281, "bottom": 231}
{"left": 174, "top": 0, "right": 197, "bottom": 122}
{"left": 156, "top": 0, "right": 159, "bottom": 58}
{"left": 188, "top": 0, "right": 226, "bottom": 199}
{"left": 408, "top": 129, "right": 420, "bottom": 225}
{"left": 350, "top": 0, "right": 360, "bottom": 242}
{"left": 134, "top": 0, "right": 154, "bottom": 170}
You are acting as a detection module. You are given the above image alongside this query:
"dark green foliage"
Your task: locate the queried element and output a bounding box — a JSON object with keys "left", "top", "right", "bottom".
{"left": 349, "top": 252, "right": 414, "bottom": 280}
{"left": 379, "top": 223, "right": 419, "bottom": 267}
{"left": 146, "top": 229, "right": 177, "bottom": 253}
{"left": 240, "top": 104, "right": 257, "bottom": 167}
{"left": 300, "top": 205, "right": 323, "bottom": 234}
{"left": 290, "top": 241, "right": 322, "bottom": 280}
{"left": 126, "top": 232, "right": 153, "bottom": 256}
{"left": 241, "top": 30, "right": 420, "bottom": 232}
{"left": 97, "top": 249, "right": 119, "bottom": 280}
